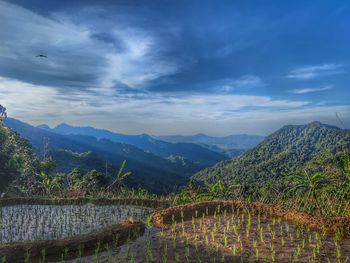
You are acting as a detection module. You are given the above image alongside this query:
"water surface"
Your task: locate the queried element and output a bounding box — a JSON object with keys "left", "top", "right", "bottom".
{"left": 0, "top": 204, "right": 153, "bottom": 243}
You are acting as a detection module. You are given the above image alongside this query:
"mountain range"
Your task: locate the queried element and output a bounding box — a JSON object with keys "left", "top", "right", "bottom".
{"left": 157, "top": 133, "right": 264, "bottom": 157}
{"left": 38, "top": 123, "right": 229, "bottom": 166}
{"left": 5, "top": 119, "right": 212, "bottom": 192}
{"left": 7, "top": 119, "right": 345, "bottom": 196}
{"left": 6, "top": 118, "right": 261, "bottom": 193}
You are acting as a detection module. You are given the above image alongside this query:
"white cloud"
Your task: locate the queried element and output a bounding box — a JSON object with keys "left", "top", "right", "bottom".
{"left": 286, "top": 64, "right": 344, "bottom": 80}
{"left": 219, "top": 75, "right": 263, "bottom": 92}
{"left": 289, "top": 85, "right": 333, "bottom": 94}
{"left": 0, "top": 1, "right": 179, "bottom": 90}
{"left": 0, "top": 76, "right": 310, "bottom": 132}
{"left": 1, "top": 2, "right": 349, "bottom": 136}
{"left": 102, "top": 29, "right": 178, "bottom": 88}
{"left": 1, "top": 76, "right": 348, "bottom": 136}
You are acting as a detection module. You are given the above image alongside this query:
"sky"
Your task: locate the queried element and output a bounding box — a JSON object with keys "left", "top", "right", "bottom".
{"left": 0, "top": 0, "right": 349, "bottom": 136}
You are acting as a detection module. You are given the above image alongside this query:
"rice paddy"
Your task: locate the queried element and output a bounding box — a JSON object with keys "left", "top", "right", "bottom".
{"left": 1, "top": 201, "right": 349, "bottom": 262}
{"left": 0, "top": 204, "right": 153, "bottom": 243}
{"left": 63, "top": 204, "right": 350, "bottom": 263}
{"left": 160, "top": 207, "right": 350, "bottom": 262}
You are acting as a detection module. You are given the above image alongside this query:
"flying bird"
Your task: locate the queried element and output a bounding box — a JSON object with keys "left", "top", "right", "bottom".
{"left": 36, "top": 54, "right": 47, "bottom": 58}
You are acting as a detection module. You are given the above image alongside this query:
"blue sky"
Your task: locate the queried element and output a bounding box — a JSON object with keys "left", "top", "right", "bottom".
{"left": 0, "top": 0, "right": 349, "bottom": 135}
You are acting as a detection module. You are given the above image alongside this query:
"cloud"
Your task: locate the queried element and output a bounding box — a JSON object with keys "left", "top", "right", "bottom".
{"left": 217, "top": 75, "right": 263, "bottom": 92}
{"left": 101, "top": 29, "right": 178, "bottom": 89}
{"left": 0, "top": 1, "right": 103, "bottom": 89}
{"left": 286, "top": 64, "right": 344, "bottom": 80}
{"left": 0, "top": 1, "right": 180, "bottom": 91}
{"left": 0, "top": 76, "right": 307, "bottom": 124}
{"left": 1, "top": 1, "right": 349, "bottom": 135}
{"left": 1, "top": 76, "right": 349, "bottom": 135}
{"left": 289, "top": 85, "right": 333, "bottom": 94}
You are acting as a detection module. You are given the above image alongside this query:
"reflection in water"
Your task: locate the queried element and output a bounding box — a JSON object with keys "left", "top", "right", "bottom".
{"left": 0, "top": 204, "right": 153, "bottom": 243}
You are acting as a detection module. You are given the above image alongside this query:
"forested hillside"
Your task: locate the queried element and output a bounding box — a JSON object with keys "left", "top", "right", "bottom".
{"left": 0, "top": 120, "right": 38, "bottom": 191}
{"left": 193, "top": 122, "right": 350, "bottom": 186}
{"left": 190, "top": 122, "right": 350, "bottom": 215}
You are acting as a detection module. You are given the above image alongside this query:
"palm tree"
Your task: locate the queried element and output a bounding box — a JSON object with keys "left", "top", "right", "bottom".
{"left": 289, "top": 170, "right": 327, "bottom": 215}
{"left": 106, "top": 160, "right": 132, "bottom": 191}
{"left": 39, "top": 172, "right": 60, "bottom": 195}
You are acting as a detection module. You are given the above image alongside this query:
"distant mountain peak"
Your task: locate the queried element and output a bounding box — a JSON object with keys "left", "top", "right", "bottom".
{"left": 194, "top": 133, "right": 209, "bottom": 137}
{"left": 55, "top": 123, "right": 74, "bottom": 129}
{"left": 37, "top": 124, "right": 50, "bottom": 130}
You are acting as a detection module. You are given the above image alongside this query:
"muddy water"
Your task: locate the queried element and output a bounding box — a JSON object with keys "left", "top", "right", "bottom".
{"left": 0, "top": 204, "right": 153, "bottom": 243}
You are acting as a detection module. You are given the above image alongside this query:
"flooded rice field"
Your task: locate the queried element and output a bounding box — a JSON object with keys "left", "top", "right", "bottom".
{"left": 0, "top": 204, "right": 153, "bottom": 243}
{"left": 1, "top": 203, "right": 349, "bottom": 262}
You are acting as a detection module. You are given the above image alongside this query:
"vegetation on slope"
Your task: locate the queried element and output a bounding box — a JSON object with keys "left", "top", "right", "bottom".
{"left": 0, "top": 120, "right": 155, "bottom": 198}
{"left": 188, "top": 122, "right": 350, "bottom": 216}
{"left": 0, "top": 119, "right": 38, "bottom": 192}
{"left": 193, "top": 122, "right": 349, "bottom": 185}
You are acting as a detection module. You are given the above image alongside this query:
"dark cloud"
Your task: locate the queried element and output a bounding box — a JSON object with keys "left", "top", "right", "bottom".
{"left": 0, "top": 0, "right": 349, "bottom": 134}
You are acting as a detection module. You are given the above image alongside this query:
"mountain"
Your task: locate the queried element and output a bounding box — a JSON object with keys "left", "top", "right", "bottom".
{"left": 157, "top": 133, "right": 264, "bottom": 158}
{"left": 158, "top": 133, "right": 264, "bottom": 149}
{"left": 39, "top": 123, "right": 227, "bottom": 166}
{"left": 192, "top": 122, "right": 350, "bottom": 188}
{"left": 4, "top": 118, "right": 206, "bottom": 193}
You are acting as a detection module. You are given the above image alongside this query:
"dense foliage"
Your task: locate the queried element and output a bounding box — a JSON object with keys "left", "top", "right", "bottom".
{"left": 0, "top": 120, "right": 147, "bottom": 198}
{"left": 0, "top": 119, "right": 39, "bottom": 193}
{"left": 190, "top": 122, "right": 350, "bottom": 216}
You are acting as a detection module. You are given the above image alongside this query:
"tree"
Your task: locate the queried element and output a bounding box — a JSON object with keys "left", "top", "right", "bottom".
{"left": 39, "top": 171, "right": 61, "bottom": 195}
{"left": 0, "top": 121, "right": 39, "bottom": 194}
{"left": 77, "top": 169, "right": 107, "bottom": 193}
{"left": 68, "top": 168, "right": 84, "bottom": 190}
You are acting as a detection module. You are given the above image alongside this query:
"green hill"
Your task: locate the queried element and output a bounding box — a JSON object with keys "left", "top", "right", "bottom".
{"left": 187, "top": 122, "right": 350, "bottom": 216}
{"left": 192, "top": 122, "right": 350, "bottom": 198}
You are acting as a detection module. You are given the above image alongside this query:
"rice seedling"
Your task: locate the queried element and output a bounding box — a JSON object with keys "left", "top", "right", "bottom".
{"left": 140, "top": 205, "right": 350, "bottom": 262}
{"left": 4, "top": 202, "right": 349, "bottom": 263}
{"left": 0, "top": 204, "right": 153, "bottom": 243}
